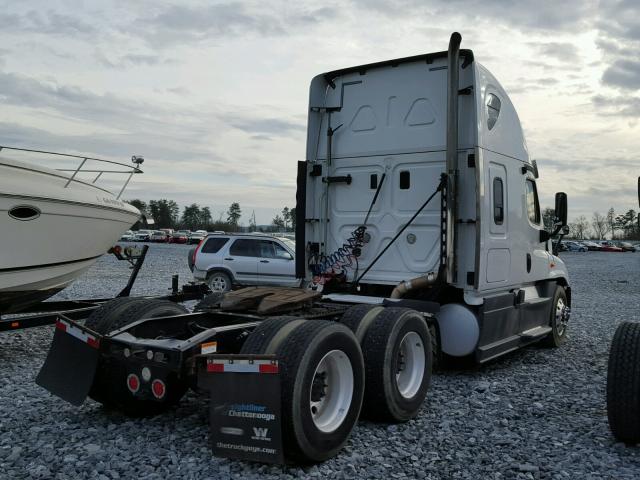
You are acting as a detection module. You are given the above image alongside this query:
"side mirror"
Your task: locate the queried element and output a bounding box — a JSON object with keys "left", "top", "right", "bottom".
{"left": 554, "top": 192, "right": 568, "bottom": 226}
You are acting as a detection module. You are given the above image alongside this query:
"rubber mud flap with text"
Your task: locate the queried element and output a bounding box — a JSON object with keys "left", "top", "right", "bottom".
{"left": 199, "top": 355, "right": 284, "bottom": 464}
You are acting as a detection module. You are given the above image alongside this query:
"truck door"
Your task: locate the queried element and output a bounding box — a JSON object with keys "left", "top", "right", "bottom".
{"left": 225, "top": 239, "right": 258, "bottom": 284}
{"left": 485, "top": 162, "right": 510, "bottom": 285}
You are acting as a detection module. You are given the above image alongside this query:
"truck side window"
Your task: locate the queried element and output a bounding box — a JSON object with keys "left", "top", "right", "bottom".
{"left": 493, "top": 177, "right": 504, "bottom": 224}
{"left": 525, "top": 179, "right": 541, "bottom": 224}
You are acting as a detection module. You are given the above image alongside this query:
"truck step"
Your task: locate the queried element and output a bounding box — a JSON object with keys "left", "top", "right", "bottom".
{"left": 220, "top": 287, "right": 321, "bottom": 314}
{"left": 520, "top": 326, "right": 552, "bottom": 340}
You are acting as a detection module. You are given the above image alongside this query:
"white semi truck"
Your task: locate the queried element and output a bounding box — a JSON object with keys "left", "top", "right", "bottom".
{"left": 37, "top": 33, "right": 571, "bottom": 464}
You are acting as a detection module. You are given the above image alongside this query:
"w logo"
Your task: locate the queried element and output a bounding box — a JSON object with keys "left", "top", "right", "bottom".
{"left": 253, "top": 427, "right": 268, "bottom": 438}
{"left": 252, "top": 427, "right": 270, "bottom": 441}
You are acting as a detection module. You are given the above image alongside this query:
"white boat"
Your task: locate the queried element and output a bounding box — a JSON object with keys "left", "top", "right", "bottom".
{"left": 0, "top": 146, "right": 143, "bottom": 313}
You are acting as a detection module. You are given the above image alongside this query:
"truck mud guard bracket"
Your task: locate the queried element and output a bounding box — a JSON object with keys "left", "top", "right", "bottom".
{"left": 36, "top": 316, "right": 102, "bottom": 406}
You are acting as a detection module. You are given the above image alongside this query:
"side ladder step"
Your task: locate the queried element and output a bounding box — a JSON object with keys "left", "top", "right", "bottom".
{"left": 520, "top": 326, "right": 552, "bottom": 340}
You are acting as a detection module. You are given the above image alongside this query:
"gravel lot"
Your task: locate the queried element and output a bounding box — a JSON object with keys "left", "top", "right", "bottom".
{"left": 1, "top": 245, "right": 640, "bottom": 479}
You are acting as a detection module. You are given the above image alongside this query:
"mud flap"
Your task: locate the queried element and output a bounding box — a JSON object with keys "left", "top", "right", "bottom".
{"left": 198, "top": 355, "right": 284, "bottom": 464}
{"left": 36, "top": 317, "right": 101, "bottom": 406}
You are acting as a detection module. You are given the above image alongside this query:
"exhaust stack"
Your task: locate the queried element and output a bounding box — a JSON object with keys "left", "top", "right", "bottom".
{"left": 445, "top": 32, "right": 462, "bottom": 284}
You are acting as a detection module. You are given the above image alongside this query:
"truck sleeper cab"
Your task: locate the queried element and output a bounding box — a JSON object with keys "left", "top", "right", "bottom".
{"left": 297, "top": 33, "right": 571, "bottom": 362}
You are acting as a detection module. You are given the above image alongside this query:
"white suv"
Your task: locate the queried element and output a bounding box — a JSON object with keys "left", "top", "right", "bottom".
{"left": 191, "top": 234, "right": 298, "bottom": 292}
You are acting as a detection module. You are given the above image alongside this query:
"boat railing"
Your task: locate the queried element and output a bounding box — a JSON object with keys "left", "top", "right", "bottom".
{"left": 0, "top": 145, "right": 143, "bottom": 199}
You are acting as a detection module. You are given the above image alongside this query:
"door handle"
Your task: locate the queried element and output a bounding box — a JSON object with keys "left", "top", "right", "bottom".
{"left": 224, "top": 257, "right": 234, "bottom": 261}
{"left": 260, "top": 260, "right": 269, "bottom": 263}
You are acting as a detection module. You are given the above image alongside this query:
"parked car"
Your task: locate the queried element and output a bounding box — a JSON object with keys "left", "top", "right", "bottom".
{"left": 581, "top": 240, "right": 603, "bottom": 251}
{"left": 159, "top": 228, "right": 174, "bottom": 236}
{"left": 170, "top": 230, "right": 190, "bottom": 244}
{"left": 562, "top": 241, "right": 587, "bottom": 252}
{"left": 617, "top": 241, "right": 636, "bottom": 252}
{"left": 600, "top": 241, "right": 623, "bottom": 252}
{"left": 191, "top": 234, "right": 298, "bottom": 292}
{"left": 188, "top": 230, "right": 208, "bottom": 245}
{"left": 133, "top": 229, "right": 154, "bottom": 242}
{"left": 119, "top": 230, "right": 135, "bottom": 241}
{"left": 150, "top": 230, "right": 168, "bottom": 243}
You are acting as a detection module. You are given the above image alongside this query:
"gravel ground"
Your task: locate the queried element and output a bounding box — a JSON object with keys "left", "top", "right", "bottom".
{"left": 1, "top": 245, "right": 640, "bottom": 479}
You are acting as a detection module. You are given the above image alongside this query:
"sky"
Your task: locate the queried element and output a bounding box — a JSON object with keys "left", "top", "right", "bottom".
{"left": 0, "top": 0, "right": 638, "bottom": 225}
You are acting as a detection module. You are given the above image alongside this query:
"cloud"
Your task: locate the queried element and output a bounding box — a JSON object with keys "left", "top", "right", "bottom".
{"left": 592, "top": 94, "right": 640, "bottom": 117}
{"left": 135, "top": 2, "right": 338, "bottom": 46}
{"left": 96, "top": 51, "right": 173, "bottom": 69}
{"left": 602, "top": 59, "right": 640, "bottom": 90}
{"left": 529, "top": 41, "right": 581, "bottom": 63}
{"left": 0, "top": 10, "right": 95, "bottom": 37}
{"left": 227, "top": 114, "right": 305, "bottom": 137}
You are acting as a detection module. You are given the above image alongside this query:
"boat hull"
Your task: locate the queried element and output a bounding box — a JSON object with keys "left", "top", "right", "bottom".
{"left": 0, "top": 157, "right": 140, "bottom": 313}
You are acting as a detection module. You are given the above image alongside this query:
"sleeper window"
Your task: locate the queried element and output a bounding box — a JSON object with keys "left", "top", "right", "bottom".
{"left": 493, "top": 177, "right": 504, "bottom": 224}
{"left": 525, "top": 179, "right": 541, "bottom": 225}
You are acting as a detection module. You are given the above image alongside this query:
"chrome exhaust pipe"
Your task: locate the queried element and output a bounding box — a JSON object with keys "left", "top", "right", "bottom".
{"left": 445, "top": 32, "right": 462, "bottom": 284}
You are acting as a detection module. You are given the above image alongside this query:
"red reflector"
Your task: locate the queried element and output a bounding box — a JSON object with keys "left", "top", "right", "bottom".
{"left": 56, "top": 321, "right": 67, "bottom": 332}
{"left": 87, "top": 337, "right": 100, "bottom": 349}
{"left": 114, "top": 245, "right": 122, "bottom": 255}
{"left": 127, "top": 374, "right": 140, "bottom": 393}
{"left": 11, "top": 321, "right": 20, "bottom": 328}
{"left": 259, "top": 363, "right": 279, "bottom": 374}
{"left": 151, "top": 379, "right": 166, "bottom": 399}
{"left": 207, "top": 363, "right": 225, "bottom": 373}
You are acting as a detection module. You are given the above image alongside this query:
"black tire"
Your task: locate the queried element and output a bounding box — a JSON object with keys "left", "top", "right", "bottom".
{"left": 187, "top": 248, "right": 196, "bottom": 272}
{"left": 90, "top": 299, "right": 189, "bottom": 416}
{"left": 541, "top": 286, "right": 569, "bottom": 347}
{"left": 359, "top": 307, "right": 432, "bottom": 422}
{"left": 84, "top": 297, "right": 148, "bottom": 334}
{"left": 338, "top": 304, "right": 385, "bottom": 342}
{"left": 607, "top": 322, "right": 640, "bottom": 443}
{"left": 240, "top": 316, "right": 305, "bottom": 354}
{"left": 207, "top": 271, "right": 232, "bottom": 293}
{"left": 276, "top": 321, "right": 364, "bottom": 463}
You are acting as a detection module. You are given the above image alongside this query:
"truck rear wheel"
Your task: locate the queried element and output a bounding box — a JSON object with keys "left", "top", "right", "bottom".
{"left": 357, "top": 307, "right": 432, "bottom": 422}
{"left": 89, "top": 299, "right": 189, "bottom": 417}
{"left": 241, "top": 318, "right": 365, "bottom": 463}
{"left": 607, "top": 321, "right": 640, "bottom": 443}
{"left": 541, "top": 285, "right": 569, "bottom": 347}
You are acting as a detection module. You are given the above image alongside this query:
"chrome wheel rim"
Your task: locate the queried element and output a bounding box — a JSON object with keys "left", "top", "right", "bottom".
{"left": 208, "top": 275, "right": 228, "bottom": 292}
{"left": 555, "top": 297, "right": 569, "bottom": 337}
{"left": 396, "top": 331, "right": 426, "bottom": 399}
{"left": 309, "top": 350, "right": 353, "bottom": 433}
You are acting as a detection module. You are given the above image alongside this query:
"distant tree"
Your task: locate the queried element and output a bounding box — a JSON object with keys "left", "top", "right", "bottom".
{"left": 272, "top": 214, "right": 285, "bottom": 229}
{"left": 569, "top": 216, "right": 590, "bottom": 240}
{"left": 181, "top": 203, "right": 202, "bottom": 230}
{"left": 201, "top": 206, "right": 213, "bottom": 229}
{"left": 607, "top": 208, "right": 616, "bottom": 238}
{"left": 127, "top": 199, "right": 147, "bottom": 214}
{"left": 289, "top": 207, "right": 297, "bottom": 230}
{"left": 542, "top": 207, "right": 555, "bottom": 231}
{"left": 591, "top": 212, "right": 608, "bottom": 239}
{"left": 149, "top": 199, "right": 179, "bottom": 228}
{"left": 227, "top": 202, "right": 242, "bottom": 227}
{"left": 282, "top": 207, "right": 290, "bottom": 230}
{"left": 249, "top": 211, "right": 257, "bottom": 231}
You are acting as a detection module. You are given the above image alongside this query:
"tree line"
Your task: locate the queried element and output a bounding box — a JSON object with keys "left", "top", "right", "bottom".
{"left": 127, "top": 199, "right": 296, "bottom": 232}
{"left": 543, "top": 207, "right": 639, "bottom": 241}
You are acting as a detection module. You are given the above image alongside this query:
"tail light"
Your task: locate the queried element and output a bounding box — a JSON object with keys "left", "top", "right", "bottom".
{"left": 151, "top": 379, "right": 166, "bottom": 399}
{"left": 127, "top": 374, "right": 140, "bottom": 393}
{"left": 193, "top": 237, "right": 205, "bottom": 266}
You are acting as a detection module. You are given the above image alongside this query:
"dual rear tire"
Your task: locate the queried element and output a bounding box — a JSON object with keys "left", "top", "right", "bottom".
{"left": 238, "top": 306, "right": 432, "bottom": 462}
